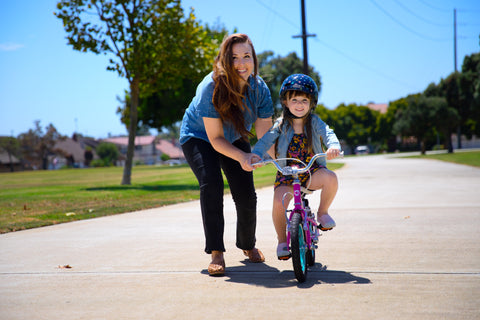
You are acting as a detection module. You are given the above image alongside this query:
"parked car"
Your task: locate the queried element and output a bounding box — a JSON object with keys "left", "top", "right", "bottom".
{"left": 355, "top": 145, "right": 369, "bottom": 155}
{"left": 165, "top": 159, "right": 184, "bottom": 166}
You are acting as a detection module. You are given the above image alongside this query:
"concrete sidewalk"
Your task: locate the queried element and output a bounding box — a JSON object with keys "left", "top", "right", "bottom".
{"left": 1, "top": 154, "right": 479, "bottom": 319}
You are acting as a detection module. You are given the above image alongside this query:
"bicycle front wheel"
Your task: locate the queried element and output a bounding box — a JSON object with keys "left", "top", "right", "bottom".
{"left": 291, "top": 212, "right": 307, "bottom": 282}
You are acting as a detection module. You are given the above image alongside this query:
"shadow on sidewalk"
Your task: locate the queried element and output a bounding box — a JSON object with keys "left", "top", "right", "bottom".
{"left": 202, "top": 261, "right": 371, "bottom": 288}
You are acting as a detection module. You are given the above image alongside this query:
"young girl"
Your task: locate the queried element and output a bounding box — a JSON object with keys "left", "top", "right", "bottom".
{"left": 252, "top": 74, "right": 341, "bottom": 260}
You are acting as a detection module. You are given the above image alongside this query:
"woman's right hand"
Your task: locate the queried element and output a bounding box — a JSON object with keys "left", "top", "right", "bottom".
{"left": 241, "top": 153, "right": 261, "bottom": 172}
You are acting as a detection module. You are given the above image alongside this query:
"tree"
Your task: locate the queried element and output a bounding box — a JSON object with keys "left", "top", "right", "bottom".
{"left": 55, "top": 0, "right": 217, "bottom": 185}
{"left": 425, "top": 52, "right": 480, "bottom": 149}
{"left": 0, "top": 136, "right": 20, "bottom": 172}
{"left": 18, "top": 121, "right": 63, "bottom": 169}
{"left": 84, "top": 147, "right": 94, "bottom": 167}
{"left": 134, "top": 24, "right": 227, "bottom": 132}
{"left": 431, "top": 96, "right": 458, "bottom": 153}
{"left": 459, "top": 52, "right": 480, "bottom": 137}
{"left": 440, "top": 73, "right": 463, "bottom": 149}
{"left": 95, "top": 142, "right": 119, "bottom": 166}
{"left": 424, "top": 81, "right": 461, "bottom": 153}
{"left": 393, "top": 95, "right": 439, "bottom": 154}
{"left": 319, "top": 103, "right": 378, "bottom": 152}
{"left": 373, "top": 104, "right": 396, "bottom": 153}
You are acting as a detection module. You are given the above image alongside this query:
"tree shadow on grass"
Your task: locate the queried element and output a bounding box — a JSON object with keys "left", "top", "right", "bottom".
{"left": 85, "top": 184, "right": 199, "bottom": 192}
{"left": 201, "top": 261, "right": 371, "bottom": 288}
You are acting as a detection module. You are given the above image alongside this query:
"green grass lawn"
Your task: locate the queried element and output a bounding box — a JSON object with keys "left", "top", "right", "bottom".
{"left": 4, "top": 149, "right": 477, "bottom": 234}
{"left": 404, "top": 150, "right": 480, "bottom": 167}
{"left": 0, "top": 162, "right": 343, "bottom": 233}
{"left": 3, "top": 149, "right": 478, "bottom": 234}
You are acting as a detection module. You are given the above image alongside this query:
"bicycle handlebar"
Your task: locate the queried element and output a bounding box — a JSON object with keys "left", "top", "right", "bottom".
{"left": 254, "top": 151, "right": 344, "bottom": 176}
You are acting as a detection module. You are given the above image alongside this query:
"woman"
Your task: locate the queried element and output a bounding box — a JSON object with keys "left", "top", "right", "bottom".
{"left": 180, "top": 34, "right": 274, "bottom": 276}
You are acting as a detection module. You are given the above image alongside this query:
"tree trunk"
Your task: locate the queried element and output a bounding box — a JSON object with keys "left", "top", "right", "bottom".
{"left": 420, "top": 138, "right": 426, "bottom": 155}
{"left": 121, "top": 77, "right": 140, "bottom": 185}
{"left": 445, "top": 130, "right": 454, "bottom": 153}
{"left": 8, "top": 152, "right": 14, "bottom": 172}
{"left": 42, "top": 157, "right": 48, "bottom": 170}
{"left": 457, "top": 125, "right": 462, "bottom": 149}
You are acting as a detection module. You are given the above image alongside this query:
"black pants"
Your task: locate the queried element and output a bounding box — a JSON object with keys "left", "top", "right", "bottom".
{"left": 182, "top": 138, "right": 257, "bottom": 254}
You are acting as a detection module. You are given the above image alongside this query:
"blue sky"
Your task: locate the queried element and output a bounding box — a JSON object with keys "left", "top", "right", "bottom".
{"left": 1, "top": 0, "right": 479, "bottom": 139}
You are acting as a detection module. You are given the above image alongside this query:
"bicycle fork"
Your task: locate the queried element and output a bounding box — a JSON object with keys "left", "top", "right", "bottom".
{"left": 285, "top": 181, "right": 320, "bottom": 251}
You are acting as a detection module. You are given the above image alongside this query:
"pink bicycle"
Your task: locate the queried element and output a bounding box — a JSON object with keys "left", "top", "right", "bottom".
{"left": 256, "top": 152, "right": 343, "bottom": 282}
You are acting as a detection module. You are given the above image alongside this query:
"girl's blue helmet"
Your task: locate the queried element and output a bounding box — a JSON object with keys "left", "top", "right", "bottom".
{"left": 279, "top": 74, "right": 318, "bottom": 104}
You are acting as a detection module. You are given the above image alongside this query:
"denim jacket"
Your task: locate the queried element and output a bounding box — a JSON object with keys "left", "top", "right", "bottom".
{"left": 180, "top": 72, "right": 274, "bottom": 145}
{"left": 252, "top": 114, "right": 341, "bottom": 167}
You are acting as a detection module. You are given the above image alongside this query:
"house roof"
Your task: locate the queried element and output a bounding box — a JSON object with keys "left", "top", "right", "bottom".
{"left": 367, "top": 103, "right": 388, "bottom": 114}
{"left": 54, "top": 138, "right": 97, "bottom": 162}
{"left": 0, "top": 151, "right": 20, "bottom": 164}
{"left": 103, "top": 136, "right": 156, "bottom": 146}
{"left": 156, "top": 139, "right": 184, "bottom": 159}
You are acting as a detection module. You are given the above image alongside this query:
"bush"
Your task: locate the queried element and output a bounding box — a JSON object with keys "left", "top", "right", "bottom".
{"left": 95, "top": 142, "right": 119, "bottom": 166}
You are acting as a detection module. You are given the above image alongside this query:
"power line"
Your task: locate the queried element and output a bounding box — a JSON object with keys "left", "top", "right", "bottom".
{"left": 387, "top": 1, "right": 479, "bottom": 39}
{"left": 255, "top": 0, "right": 420, "bottom": 91}
{"left": 391, "top": 0, "right": 450, "bottom": 27}
{"left": 370, "top": 0, "right": 450, "bottom": 41}
{"left": 416, "top": 0, "right": 450, "bottom": 13}
{"left": 312, "top": 37, "right": 417, "bottom": 91}
{"left": 255, "top": 0, "right": 297, "bottom": 28}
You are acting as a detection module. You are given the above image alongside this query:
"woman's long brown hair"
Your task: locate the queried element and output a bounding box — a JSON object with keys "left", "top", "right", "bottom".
{"left": 212, "top": 33, "right": 258, "bottom": 141}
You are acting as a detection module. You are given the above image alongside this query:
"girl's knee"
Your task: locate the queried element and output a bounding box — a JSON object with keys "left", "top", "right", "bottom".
{"left": 310, "top": 169, "right": 337, "bottom": 189}
{"left": 328, "top": 170, "right": 338, "bottom": 184}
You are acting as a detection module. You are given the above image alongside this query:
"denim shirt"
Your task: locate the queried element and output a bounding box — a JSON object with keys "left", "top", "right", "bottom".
{"left": 180, "top": 72, "right": 274, "bottom": 145}
{"left": 252, "top": 115, "right": 341, "bottom": 167}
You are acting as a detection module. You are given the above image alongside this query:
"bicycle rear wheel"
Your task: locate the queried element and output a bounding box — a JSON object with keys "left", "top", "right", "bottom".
{"left": 290, "top": 212, "right": 307, "bottom": 282}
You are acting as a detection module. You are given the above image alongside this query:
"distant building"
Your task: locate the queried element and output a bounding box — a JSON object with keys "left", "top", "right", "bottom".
{"left": 103, "top": 136, "right": 184, "bottom": 165}
{"left": 367, "top": 103, "right": 388, "bottom": 114}
{"left": 156, "top": 139, "right": 184, "bottom": 159}
{"left": 52, "top": 136, "right": 99, "bottom": 168}
{"left": 0, "top": 151, "right": 21, "bottom": 172}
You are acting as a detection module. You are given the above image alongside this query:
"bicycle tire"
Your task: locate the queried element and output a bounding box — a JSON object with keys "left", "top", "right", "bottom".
{"left": 291, "top": 211, "right": 307, "bottom": 282}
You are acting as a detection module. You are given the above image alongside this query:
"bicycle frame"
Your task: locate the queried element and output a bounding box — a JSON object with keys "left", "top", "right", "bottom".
{"left": 254, "top": 151, "right": 343, "bottom": 282}
{"left": 256, "top": 152, "right": 336, "bottom": 247}
{"left": 285, "top": 173, "right": 317, "bottom": 252}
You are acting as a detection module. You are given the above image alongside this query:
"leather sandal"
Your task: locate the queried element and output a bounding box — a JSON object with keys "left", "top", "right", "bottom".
{"left": 207, "top": 260, "right": 225, "bottom": 276}
{"left": 243, "top": 248, "right": 265, "bottom": 263}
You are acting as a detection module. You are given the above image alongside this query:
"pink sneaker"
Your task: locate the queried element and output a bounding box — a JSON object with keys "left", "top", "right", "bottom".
{"left": 276, "top": 242, "right": 291, "bottom": 260}
{"left": 318, "top": 214, "right": 336, "bottom": 231}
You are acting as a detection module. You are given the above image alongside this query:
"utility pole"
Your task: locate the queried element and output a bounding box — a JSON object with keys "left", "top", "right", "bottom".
{"left": 454, "top": 8, "right": 462, "bottom": 149}
{"left": 292, "top": 0, "right": 316, "bottom": 75}
{"left": 454, "top": 8, "right": 457, "bottom": 73}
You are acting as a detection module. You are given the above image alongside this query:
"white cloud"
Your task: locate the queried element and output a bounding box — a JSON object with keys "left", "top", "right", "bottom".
{"left": 0, "top": 43, "right": 25, "bottom": 51}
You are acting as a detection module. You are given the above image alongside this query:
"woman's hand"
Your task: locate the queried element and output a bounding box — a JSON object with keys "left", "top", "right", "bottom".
{"left": 326, "top": 148, "right": 341, "bottom": 160}
{"left": 203, "top": 117, "right": 262, "bottom": 171}
{"left": 240, "top": 153, "right": 262, "bottom": 172}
